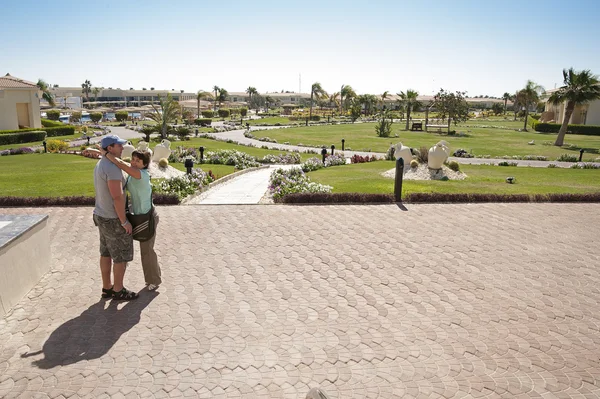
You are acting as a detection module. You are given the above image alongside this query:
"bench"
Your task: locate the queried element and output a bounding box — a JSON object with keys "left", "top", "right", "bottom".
{"left": 426, "top": 124, "right": 447, "bottom": 133}
{"left": 411, "top": 122, "right": 423, "bottom": 131}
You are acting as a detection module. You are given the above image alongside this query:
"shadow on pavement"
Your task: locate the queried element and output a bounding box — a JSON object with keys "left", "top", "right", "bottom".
{"left": 22, "top": 290, "right": 158, "bottom": 369}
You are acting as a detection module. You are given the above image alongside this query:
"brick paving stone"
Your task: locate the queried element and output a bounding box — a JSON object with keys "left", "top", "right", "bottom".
{"left": 1, "top": 204, "right": 600, "bottom": 397}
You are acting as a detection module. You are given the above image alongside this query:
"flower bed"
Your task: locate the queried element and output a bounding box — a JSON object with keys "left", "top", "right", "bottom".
{"left": 152, "top": 168, "right": 215, "bottom": 200}
{"left": 259, "top": 153, "right": 301, "bottom": 164}
{"left": 0, "top": 147, "right": 36, "bottom": 156}
{"left": 350, "top": 154, "right": 378, "bottom": 163}
{"left": 269, "top": 167, "right": 332, "bottom": 201}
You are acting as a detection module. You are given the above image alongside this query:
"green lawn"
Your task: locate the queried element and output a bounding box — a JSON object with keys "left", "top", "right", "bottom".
{"left": 246, "top": 117, "right": 293, "bottom": 126}
{"left": 248, "top": 121, "right": 600, "bottom": 161}
{"left": 0, "top": 154, "right": 236, "bottom": 197}
{"left": 307, "top": 161, "right": 600, "bottom": 196}
{"left": 131, "top": 137, "right": 316, "bottom": 161}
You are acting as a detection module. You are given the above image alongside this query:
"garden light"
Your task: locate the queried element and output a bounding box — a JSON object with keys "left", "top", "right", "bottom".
{"left": 331, "top": 145, "right": 335, "bottom": 155}
{"left": 321, "top": 148, "right": 328, "bottom": 163}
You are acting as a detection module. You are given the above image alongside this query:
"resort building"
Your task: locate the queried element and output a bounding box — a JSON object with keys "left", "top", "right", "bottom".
{"left": 0, "top": 74, "right": 42, "bottom": 130}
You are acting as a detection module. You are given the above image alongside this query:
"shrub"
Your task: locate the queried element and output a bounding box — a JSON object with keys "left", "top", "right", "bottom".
{"left": 410, "top": 160, "right": 419, "bottom": 168}
{"left": 324, "top": 154, "right": 346, "bottom": 167}
{"left": 240, "top": 108, "right": 248, "bottom": 117}
{"left": 497, "top": 161, "right": 518, "bottom": 166}
{"left": 351, "top": 154, "right": 378, "bottom": 164}
{"left": 201, "top": 110, "right": 214, "bottom": 118}
{"left": 259, "top": 153, "right": 302, "bottom": 164}
{"left": 556, "top": 154, "right": 578, "bottom": 162}
{"left": 194, "top": 118, "right": 212, "bottom": 126}
{"left": 41, "top": 119, "right": 62, "bottom": 127}
{"left": 375, "top": 118, "right": 392, "bottom": 138}
{"left": 547, "top": 163, "right": 558, "bottom": 168}
{"left": 301, "top": 157, "right": 324, "bottom": 172}
{"left": 281, "top": 192, "right": 394, "bottom": 204}
{"left": 115, "top": 111, "right": 129, "bottom": 122}
{"left": 570, "top": 163, "right": 600, "bottom": 169}
{"left": 70, "top": 111, "right": 82, "bottom": 123}
{"left": 527, "top": 115, "right": 538, "bottom": 130}
{"left": 309, "top": 115, "right": 321, "bottom": 121}
{"left": 415, "top": 146, "right": 429, "bottom": 164}
{"left": 46, "top": 110, "right": 60, "bottom": 121}
{"left": 269, "top": 168, "right": 332, "bottom": 201}
{"left": 175, "top": 126, "right": 191, "bottom": 141}
{"left": 152, "top": 168, "right": 214, "bottom": 200}
{"left": 0, "top": 147, "right": 35, "bottom": 156}
{"left": 405, "top": 193, "right": 531, "bottom": 203}
{"left": 217, "top": 109, "right": 230, "bottom": 118}
{"left": 158, "top": 158, "right": 169, "bottom": 168}
{"left": 46, "top": 139, "right": 68, "bottom": 153}
{"left": 447, "top": 160, "right": 460, "bottom": 171}
{"left": 204, "top": 149, "right": 260, "bottom": 169}
{"left": 535, "top": 122, "right": 600, "bottom": 136}
{"left": 45, "top": 126, "right": 76, "bottom": 137}
{"left": 385, "top": 146, "right": 395, "bottom": 161}
{"left": 90, "top": 112, "right": 103, "bottom": 123}
{"left": 0, "top": 131, "right": 46, "bottom": 145}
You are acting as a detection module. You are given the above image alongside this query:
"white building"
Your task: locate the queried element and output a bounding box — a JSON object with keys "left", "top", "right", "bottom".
{"left": 0, "top": 74, "right": 42, "bottom": 130}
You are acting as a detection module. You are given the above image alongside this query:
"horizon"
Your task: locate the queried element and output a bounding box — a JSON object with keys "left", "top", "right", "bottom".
{"left": 2, "top": 0, "right": 599, "bottom": 97}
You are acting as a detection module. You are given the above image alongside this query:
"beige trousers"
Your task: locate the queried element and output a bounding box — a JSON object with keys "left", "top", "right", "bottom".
{"left": 140, "top": 213, "right": 161, "bottom": 285}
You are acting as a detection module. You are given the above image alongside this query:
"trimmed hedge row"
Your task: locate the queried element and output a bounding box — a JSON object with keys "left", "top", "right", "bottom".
{"left": 534, "top": 122, "right": 600, "bottom": 136}
{"left": 0, "top": 131, "right": 46, "bottom": 145}
{"left": 280, "top": 192, "right": 600, "bottom": 204}
{"left": 194, "top": 118, "right": 212, "bottom": 126}
{"left": 41, "top": 119, "right": 63, "bottom": 127}
{"left": 0, "top": 126, "right": 76, "bottom": 136}
{"left": 201, "top": 110, "right": 215, "bottom": 118}
{"left": 0, "top": 193, "right": 180, "bottom": 207}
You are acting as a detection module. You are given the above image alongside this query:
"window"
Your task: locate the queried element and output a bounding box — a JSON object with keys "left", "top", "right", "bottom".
{"left": 290, "top": 97, "right": 295, "bottom": 102}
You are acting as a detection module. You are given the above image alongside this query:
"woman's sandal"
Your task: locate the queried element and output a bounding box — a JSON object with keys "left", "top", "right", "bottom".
{"left": 101, "top": 286, "right": 115, "bottom": 299}
{"left": 113, "top": 287, "right": 139, "bottom": 301}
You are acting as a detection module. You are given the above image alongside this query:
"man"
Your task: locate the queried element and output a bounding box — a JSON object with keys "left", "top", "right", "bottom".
{"left": 93, "top": 135, "right": 138, "bottom": 301}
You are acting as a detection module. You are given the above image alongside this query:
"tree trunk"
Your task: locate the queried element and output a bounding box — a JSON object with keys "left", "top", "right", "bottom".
{"left": 309, "top": 92, "right": 314, "bottom": 121}
{"left": 523, "top": 105, "right": 529, "bottom": 131}
{"left": 197, "top": 99, "right": 200, "bottom": 119}
{"left": 340, "top": 94, "right": 343, "bottom": 114}
{"left": 554, "top": 101, "right": 575, "bottom": 146}
{"left": 447, "top": 117, "right": 451, "bottom": 134}
{"left": 504, "top": 99, "right": 507, "bottom": 115}
{"left": 405, "top": 105, "right": 411, "bottom": 130}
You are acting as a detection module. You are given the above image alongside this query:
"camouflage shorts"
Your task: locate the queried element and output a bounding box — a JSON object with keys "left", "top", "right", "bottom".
{"left": 93, "top": 214, "right": 134, "bottom": 263}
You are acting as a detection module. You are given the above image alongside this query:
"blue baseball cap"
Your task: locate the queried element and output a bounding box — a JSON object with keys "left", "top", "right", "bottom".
{"left": 100, "top": 135, "right": 127, "bottom": 148}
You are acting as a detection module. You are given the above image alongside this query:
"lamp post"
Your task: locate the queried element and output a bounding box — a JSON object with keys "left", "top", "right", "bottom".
{"left": 199, "top": 146, "right": 205, "bottom": 163}
{"left": 184, "top": 158, "right": 194, "bottom": 174}
{"left": 330, "top": 145, "right": 335, "bottom": 156}
{"left": 394, "top": 158, "right": 404, "bottom": 202}
{"left": 321, "top": 148, "right": 327, "bottom": 164}
{"left": 341, "top": 139, "right": 345, "bottom": 151}
{"left": 579, "top": 149, "right": 585, "bottom": 162}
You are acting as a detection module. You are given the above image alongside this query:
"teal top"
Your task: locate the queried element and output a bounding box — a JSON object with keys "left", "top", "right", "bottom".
{"left": 127, "top": 169, "right": 152, "bottom": 214}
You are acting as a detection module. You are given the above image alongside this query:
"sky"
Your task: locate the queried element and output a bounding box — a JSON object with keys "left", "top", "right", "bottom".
{"left": 1, "top": 0, "right": 599, "bottom": 97}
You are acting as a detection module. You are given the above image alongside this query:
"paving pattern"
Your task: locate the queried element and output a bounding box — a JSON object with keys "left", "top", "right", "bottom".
{"left": 1, "top": 204, "right": 600, "bottom": 398}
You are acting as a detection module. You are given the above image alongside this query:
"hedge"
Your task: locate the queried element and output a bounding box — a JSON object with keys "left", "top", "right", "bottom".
{"left": 201, "top": 110, "right": 215, "bottom": 118}
{"left": 534, "top": 122, "right": 600, "bottom": 135}
{"left": 41, "top": 119, "right": 63, "bottom": 127}
{"left": 194, "top": 118, "right": 212, "bottom": 126}
{"left": 115, "top": 111, "right": 129, "bottom": 122}
{"left": 46, "top": 110, "right": 60, "bottom": 121}
{"left": 0, "top": 131, "right": 47, "bottom": 145}
{"left": 217, "top": 109, "right": 230, "bottom": 118}
{"left": 0, "top": 193, "right": 180, "bottom": 207}
{"left": 0, "top": 126, "right": 75, "bottom": 136}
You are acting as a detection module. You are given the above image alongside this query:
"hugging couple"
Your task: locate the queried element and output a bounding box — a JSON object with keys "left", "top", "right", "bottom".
{"left": 92, "top": 135, "right": 161, "bottom": 300}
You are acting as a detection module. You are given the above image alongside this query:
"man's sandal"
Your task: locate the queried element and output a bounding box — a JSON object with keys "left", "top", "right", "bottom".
{"left": 113, "top": 288, "right": 139, "bottom": 301}
{"left": 101, "top": 286, "right": 115, "bottom": 299}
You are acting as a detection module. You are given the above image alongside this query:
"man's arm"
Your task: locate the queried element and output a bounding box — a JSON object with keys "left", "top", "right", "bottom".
{"left": 107, "top": 180, "right": 132, "bottom": 234}
{"left": 105, "top": 153, "right": 141, "bottom": 179}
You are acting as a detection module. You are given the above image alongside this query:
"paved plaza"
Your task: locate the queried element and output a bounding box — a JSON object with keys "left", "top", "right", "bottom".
{"left": 1, "top": 204, "right": 600, "bottom": 398}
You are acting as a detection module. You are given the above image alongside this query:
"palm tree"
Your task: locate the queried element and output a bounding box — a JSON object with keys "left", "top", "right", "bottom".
{"left": 549, "top": 68, "right": 600, "bottom": 146}
{"left": 36, "top": 79, "right": 55, "bottom": 107}
{"left": 519, "top": 80, "right": 544, "bottom": 131}
{"left": 92, "top": 87, "right": 102, "bottom": 102}
{"left": 212, "top": 85, "right": 220, "bottom": 111}
{"left": 81, "top": 80, "right": 92, "bottom": 101}
{"left": 146, "top": 93, "right": 180, "bottom": 139}
{"left": 380, "top": 91, "right": 390, "bottom": 110}
{"left": 265, "top": 95, "right": 274, "bottom": 112}
{"left": 196, "top": 90, "right": 212, "bottom": 117}
{"left": 502, "top": 92, "right": 512, "bottom": 115}
{"left": 398, "top": 90, "right": 422, "bottom": 130}
{"left": 329, "top": 92, "right": 340, "bottom": 115}
{"left": 245, "top": 86, "right": 258, "bottom": 113}
{"left": 340, "top": 84, "right": 356, "bottom": 114}
{"left": 309, "top": 82, "right": 327, "bottom": 121}
{"left": 217, "top": 88, "right": 228, "bottom": 108}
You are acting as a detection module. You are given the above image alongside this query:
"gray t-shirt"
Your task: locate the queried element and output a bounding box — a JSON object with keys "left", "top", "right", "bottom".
{"left": 93, "top": 158, "right": 125, "bottom": 219}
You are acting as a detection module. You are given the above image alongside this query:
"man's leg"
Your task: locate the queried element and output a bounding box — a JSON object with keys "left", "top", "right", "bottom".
{"left": 100, "top": 256, "right": 112, "bottom": 290}
{"left": 113, "top": 262, "right": 126, "bottom": 292}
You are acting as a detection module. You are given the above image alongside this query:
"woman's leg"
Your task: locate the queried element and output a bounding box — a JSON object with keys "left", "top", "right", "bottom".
{"left": 140, "top": 213, "right": 162, "bottom": 286}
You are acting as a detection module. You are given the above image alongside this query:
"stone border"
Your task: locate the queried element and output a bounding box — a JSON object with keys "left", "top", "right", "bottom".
{"left": 0, "top": 214, "right": 48, "bottom": 249}
{"left": 181, "top": 165, "right": 271, "bottom": 204}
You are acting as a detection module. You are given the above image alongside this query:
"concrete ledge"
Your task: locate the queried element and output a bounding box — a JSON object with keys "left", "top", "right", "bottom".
{"left": 181, "top": 165, "right": 270, "bottom": 204}
{"left": 0, "top": 215, "right": 50, "bottom": 316}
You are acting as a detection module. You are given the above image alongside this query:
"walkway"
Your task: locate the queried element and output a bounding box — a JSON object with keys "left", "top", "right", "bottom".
{"left": 206, "top": 128, "right": 600, "bottom": 168}
{"left": 187, "top": 165, "right": 295, "bottom": 205}
{"left": 1, "top": 204, "right": 600, "bottom": 398}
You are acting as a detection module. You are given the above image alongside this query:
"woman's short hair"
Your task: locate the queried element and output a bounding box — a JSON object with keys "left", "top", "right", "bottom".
{"left": 131, "top": 150, "right": 151, "bottom": 169}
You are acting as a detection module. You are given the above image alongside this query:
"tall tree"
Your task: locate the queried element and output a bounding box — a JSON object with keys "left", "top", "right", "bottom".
{"left": 212, "top": 85, "right": 220, "bottom": 111}
{"left": 92, "top": 87, "right": 102, "bottom": 102}
{"left": 36, "top": 79, "right": 55, "bottom": 107}
{"left": 549, "top": 68, "right": 600, "bottom": 146}
{"left": 217, "top": 88, "right": 228, "bottom": 108}
{"left": 81, "top": 80, "right": 92, "bottom": 101}
{"left": 146, "top": 94, "right": 180, "bottom": 139}
{"left": 502, "top": 92, "right": 512, "bottom": 115}
{"left": 309, "top": 82, "right": 327, "bottom": 121}
{"left": 432, "top": 89, "right": 470, "bottom": 133}
{"left": 398, "top": 90, "right": 422, "bottom": 130}
{"left": 519, "top": 80, "right": 544, "bottom": 131}
{"left": 196, "top": 90, "right": 212, "bottom": 117}
{"left": 329, "top": 92, "right": 340, "bottom": 115}
{"left": 245, "top": 86, "right": 258, "bottom": 112}
{"left": 265, "top": 95, "right": 273, "bottom": 112}
{"left": 380, "top": 91, "right": 390, "bottom": 110}
{"left": 340, "top": 84, "right": 356, "bottom": 114}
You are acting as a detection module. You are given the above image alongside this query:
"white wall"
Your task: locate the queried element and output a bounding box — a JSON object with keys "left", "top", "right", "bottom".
{"left": 0, "top": 89, "right": 42, "bottom": 130}
{"left": 585, "top": 100, "right": 600, "bottom": 126}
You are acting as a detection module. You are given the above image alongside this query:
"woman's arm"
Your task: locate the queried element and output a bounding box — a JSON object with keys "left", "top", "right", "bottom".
{"left": 104, "top": 152, "right": 142, "bottom": 179}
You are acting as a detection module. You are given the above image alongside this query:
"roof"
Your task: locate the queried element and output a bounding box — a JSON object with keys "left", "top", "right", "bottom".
{"left": 0, "top": 73, "right": 38, "bottom": 89}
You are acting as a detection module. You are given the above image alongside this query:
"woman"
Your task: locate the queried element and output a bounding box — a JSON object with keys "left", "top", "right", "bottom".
{"left": 103, "top": 149, "right": 162, "bottom": 290}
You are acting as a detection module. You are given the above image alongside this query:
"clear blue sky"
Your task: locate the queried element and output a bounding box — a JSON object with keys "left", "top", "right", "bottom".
{"left": 1, "top": 0, "right": 599, "bottom": 96}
